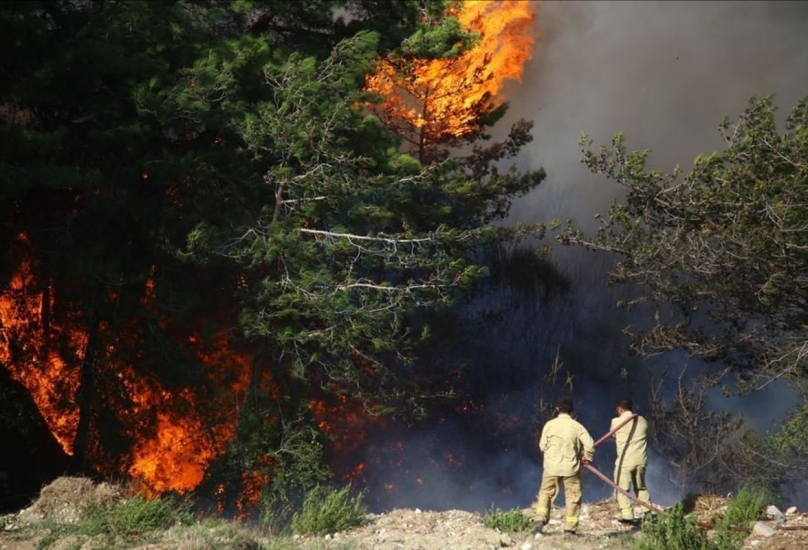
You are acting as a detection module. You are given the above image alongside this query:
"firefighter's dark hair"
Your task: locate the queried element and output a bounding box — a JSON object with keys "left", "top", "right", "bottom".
{"left": 556, "top": 396, "right": 574, "bottom": 414}
{"left": 617, "top": 397, "right": 634, "bottom": 411}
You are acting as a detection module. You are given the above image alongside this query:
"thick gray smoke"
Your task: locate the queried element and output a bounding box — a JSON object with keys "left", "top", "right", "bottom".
{"left": 503, "top": 0, "right": 808, "bottom": 505}
{"left": 509, "top": 0, "right": 808, "bottom": 235}
{"left": 357, "top": 1, "right": 808, "bottom": 513}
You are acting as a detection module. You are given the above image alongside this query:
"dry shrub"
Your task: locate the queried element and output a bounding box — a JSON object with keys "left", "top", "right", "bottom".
{"left": 682, "top": 493, "right": 729, "bottom": 525}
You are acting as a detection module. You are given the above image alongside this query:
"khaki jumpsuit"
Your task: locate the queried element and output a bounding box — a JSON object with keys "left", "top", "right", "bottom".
{"left": 611, "top": 410, "right": 650, "bottom": 520}
{"left": 536, "top": 413, "right": 595, "bottom": 532}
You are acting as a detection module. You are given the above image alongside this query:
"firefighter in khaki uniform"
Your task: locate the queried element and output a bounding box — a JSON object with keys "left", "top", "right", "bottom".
{"left": 534, "top": 397, "right": 595, "bottom": 535}
{"left": 611, "top": 397, "right": 651, "bottom": 524}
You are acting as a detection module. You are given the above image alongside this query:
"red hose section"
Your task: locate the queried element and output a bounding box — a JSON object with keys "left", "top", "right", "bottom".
{"left": 593, "top": 414, "right": 638, "bottom": 447}
{"left": 586, "top": 427, "right": 808, "bottom": 532}
{"left": 583, "top": 462, "right": 664, "bottom": 514}
{"left": 583, "top": 462, "right": 749, "bottom": 531}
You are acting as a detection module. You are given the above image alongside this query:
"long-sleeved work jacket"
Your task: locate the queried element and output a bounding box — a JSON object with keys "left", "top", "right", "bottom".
{"left": 539, "top": 413, "right": 595, "bottom": 477}
{"left": 611, "top": 410, "right": 649, "bottom": 468}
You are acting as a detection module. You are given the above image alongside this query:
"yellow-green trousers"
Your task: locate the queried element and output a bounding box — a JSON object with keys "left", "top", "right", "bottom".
{"left": 535, "top": 470, "right": 582, "bottom": 532}
{"left": 614, "top": 464, "right": 649, "bottom": 520}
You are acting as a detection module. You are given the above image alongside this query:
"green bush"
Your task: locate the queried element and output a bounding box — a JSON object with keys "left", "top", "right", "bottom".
{"left": 635, "top": 486, "right": 772, "bottom": 550}
{"left": 712, "top": 485, "right": 770, "bottom": 549}
{"left": 76, "top": 493, "right": 193, "bottom": 537}
{"left": 260, "top": 494, "right": 296, "bottom": 536}
{"left": 482, "top": 506, "right": 534, "bottom": 533}
{"left": 158, "top": 517, "right": 266, "bottom": 550}
{"left": 290, "top": 485, "right": 367, "bottom": 536}
{"left": 633, "top": 503, "right": 714, "bottom": 550}
{"left": 37, "top": 493, "right": 194, "bottom": 549}
{"left": 723, "top": 486, "right": 768, "bottom": 526}
{"left": 211, "top": 406, "right": 331, "bottom": 535}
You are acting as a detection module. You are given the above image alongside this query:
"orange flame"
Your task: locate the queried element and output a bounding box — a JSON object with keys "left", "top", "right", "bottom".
{"left": 127, "top": 331, "right": 253, "bottom": 495}
{"left": 364, "top": 0, "right": 535, "bottom": 159}
{"left": 1, "top": 3, "right": 536, "bottom": 504}
{"left": 129, "top": 411, "right": 213, "bottom": 493}
{"left": 0, "top": 243, "right": 81, "bottom": 454}
{"left": 0, "top": 237, "right": 251, "bottom": 495}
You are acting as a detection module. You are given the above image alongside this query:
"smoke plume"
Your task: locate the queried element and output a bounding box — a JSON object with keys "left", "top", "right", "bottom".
{"left": 356, "top": 1, "right": 808, "bottom": 513}
{"left": 508, "top": 0, "right": 808, "bottom": 508}
{"left": 510, "top": 1, "right": 808, "bottom": 232}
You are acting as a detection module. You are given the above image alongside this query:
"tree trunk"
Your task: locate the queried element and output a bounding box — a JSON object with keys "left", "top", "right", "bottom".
{"left": 70, "top": 293, "right": 102, "bottom": 473}
{"left": 40, "top": 278, "right": 51, "bottom": 351}
{"left": 418, "top": 89, "right": 430, "bottom": 164}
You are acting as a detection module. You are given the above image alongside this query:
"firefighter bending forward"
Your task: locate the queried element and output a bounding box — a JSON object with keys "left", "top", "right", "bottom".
{"left": 534, "top": 396, "right": 595, "bottom": 535}
{"left": 611, "top": 397, "right": 651, "bottom": 523}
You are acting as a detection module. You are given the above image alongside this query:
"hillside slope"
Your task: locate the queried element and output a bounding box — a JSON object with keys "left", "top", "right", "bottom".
{"left": 1, "top": 478, "right": 806, "bottom": 550}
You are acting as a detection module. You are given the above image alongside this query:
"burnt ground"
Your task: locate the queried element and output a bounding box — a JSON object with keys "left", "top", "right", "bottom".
{"left": 0, "top": 478, "right": 806, "bottom": 550}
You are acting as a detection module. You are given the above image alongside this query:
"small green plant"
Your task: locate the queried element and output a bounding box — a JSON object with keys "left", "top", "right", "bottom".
{"left": 723, "top": 486, "right": 768, "bottom": 526}
{"left": 290, "top": 485, "right": 367, "bottom": 536}
{"left": 260, "top": 494, "right": 296, "bottom": 536}
{"left": 76, "top": 493, "right": 193, "bottom": 537}
{"left": 712, "top": 485, "right": 771, "bottom": 550}
{"left": 633, "top": 503, "right": 713, "bottom": 550}
{"left": 158, "top": 517, "right": 267, "bottom": 550}
{"left": 634, "top": 486, "right": 772, "bottom": 550}
{"left": 37, "top": 494, "right": 193, "bottom": 549}
{"left": 482, "top": 505, "right": 534, "bottom": 533}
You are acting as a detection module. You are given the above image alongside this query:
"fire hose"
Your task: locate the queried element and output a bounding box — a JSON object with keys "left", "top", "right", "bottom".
{"left": 593, "top": 413, "right": 639, "bottom": 447}
{"left": 584, "top": 417, "right": 808, "bottom": 532}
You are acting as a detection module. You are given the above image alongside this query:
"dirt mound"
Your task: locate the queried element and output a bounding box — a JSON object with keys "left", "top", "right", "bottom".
{"left": 302, "top": 501, "right": 644, "bottom": 550}
{"left": 13, "top": 476, "right": 122, "bottom": 526}
{"left": 291, "top": 496, "right": 808, "bottom": 550}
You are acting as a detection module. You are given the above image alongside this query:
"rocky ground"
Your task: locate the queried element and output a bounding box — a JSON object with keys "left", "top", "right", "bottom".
{"left": 1, "top": 478, "right": 807, "bottom": 550}
{"left": 301, "top": 505, "right": 638, "bottom": 550}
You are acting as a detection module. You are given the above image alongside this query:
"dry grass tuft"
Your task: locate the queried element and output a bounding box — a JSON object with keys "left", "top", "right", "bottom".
{"left": 682, "top": 493, "right": 729, "bottom": 524}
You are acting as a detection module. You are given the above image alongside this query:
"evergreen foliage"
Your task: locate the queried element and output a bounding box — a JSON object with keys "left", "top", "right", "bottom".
{"left": 633, "top": 504, "right": 708, "bottom": 550}
{"left": 0, "top": 0, "right": 545, "bottom": 512}
{"left": 711, "top": 485, "right": 769, "bottom": 549}
{"left": 76, "top": 494, "right": 194, "bottom": 538}
{"left": 564, "top": 96, "right": 808, "bottom": 491}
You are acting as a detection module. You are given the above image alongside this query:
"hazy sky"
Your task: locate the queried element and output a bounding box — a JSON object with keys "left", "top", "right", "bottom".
{"left": 506, "top": 1, "right": 808, "bottom": 235}
{"left": 508, "top": 0, "right": 808, "bottom": 405}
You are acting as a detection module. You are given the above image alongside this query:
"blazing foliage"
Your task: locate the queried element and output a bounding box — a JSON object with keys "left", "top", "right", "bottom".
{"left": 0, "top": 0, "right": 542, "bottom": 515}
{"left": 364, "top": 0, "right": 535, "bottom": 162}
{"left": 0, "top": 234, "right": 251, "bottom": 494}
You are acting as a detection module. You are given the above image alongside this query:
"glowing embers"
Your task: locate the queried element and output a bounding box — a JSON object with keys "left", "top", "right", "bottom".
{"left": 310, "top": 392, "right": 387, "bottom": 461}
{"left": 364, "top": 0, "right": 535, "bottom": 158}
